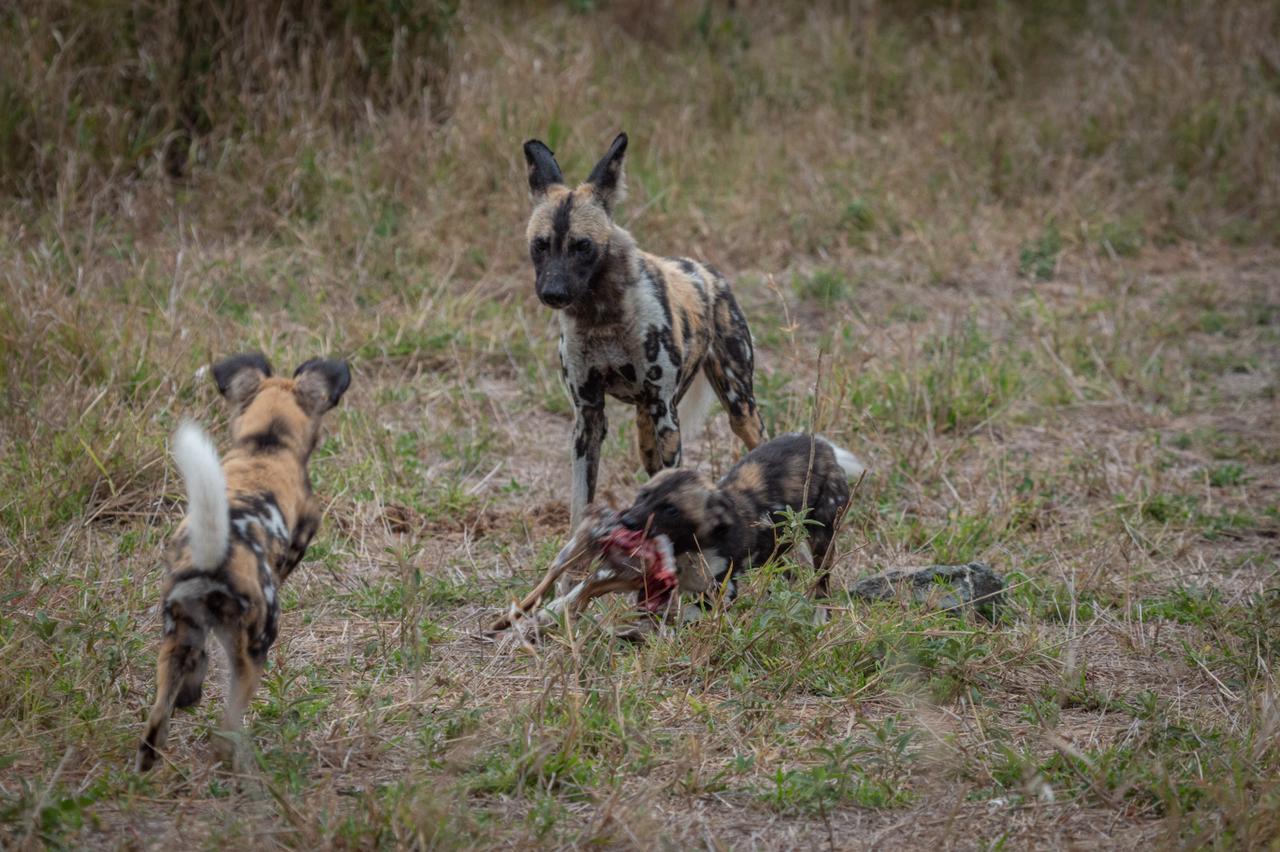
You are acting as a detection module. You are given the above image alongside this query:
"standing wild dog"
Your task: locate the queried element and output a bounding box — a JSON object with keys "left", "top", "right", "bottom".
{"left": 522, "top": 131, "right": 766, "bottom": 527}
{"left": 136, "top": 353, "right": 350, "bottom": 772}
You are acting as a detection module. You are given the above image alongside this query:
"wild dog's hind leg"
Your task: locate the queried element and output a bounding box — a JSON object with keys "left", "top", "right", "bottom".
{"left": 705, "top": 289, "right": 766, "bottom": 450}
{"left": 807, "top": 483, "right": 850, "bottom": 599}
{"left": 137, "top": 613, "right": 207, "bottom": 771}
{"left": 808, "top": 527, "right": 836, "bottom": 599}
{"left": 214, "top": 628, "right": 265, "bottom": 772}
{"left": 175, "top": 644, "right": 209, "bottom": 708}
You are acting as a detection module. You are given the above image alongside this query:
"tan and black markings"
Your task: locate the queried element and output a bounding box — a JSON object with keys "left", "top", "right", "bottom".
{"left": 619, "top": 433, "right": 865, "bottom": 602}
{"left": 522, "top": 132, "right": 766, "bottom": 528}
{"left": 136, "top": 353, "right": 349, "bottom": 772}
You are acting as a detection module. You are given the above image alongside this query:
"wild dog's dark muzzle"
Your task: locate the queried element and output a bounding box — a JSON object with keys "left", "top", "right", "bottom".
{"left": 536, "top": 252, "right": 596, "bottom": 309}
{"left": 535, "top": 260, "right": 581, "bottom": 310}
{"left": 538, "top": 280, "right": 572, "bottom": 309}
{"left": 619, "top": 509, "right": 649, "bottom": 531}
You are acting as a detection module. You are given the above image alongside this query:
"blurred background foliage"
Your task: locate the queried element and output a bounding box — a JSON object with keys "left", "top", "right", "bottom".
{"left": 1, "top": 0, "right": 1275, "bottom": 247}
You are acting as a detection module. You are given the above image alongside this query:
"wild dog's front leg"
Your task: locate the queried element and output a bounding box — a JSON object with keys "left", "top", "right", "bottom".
{"left": 635, "top": 401, "right": 681, "bottom": 475}
{"left": 638, "top": 391, "right": 683, "bottom": 476}
{"left": 635, "top": 372, "right": 684, "bottom": 475}
{"left": 278, "top": 496, "right": 321, "bottom": 584}
{"left": 569, "top": 403, "right": 607, "bottom": 529}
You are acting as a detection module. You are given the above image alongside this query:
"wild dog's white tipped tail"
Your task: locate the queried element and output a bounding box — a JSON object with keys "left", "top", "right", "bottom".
{"left": 677, "top": 371, "right": 717, "bottom": 449}
{"left": 818, "top": 435, "right": 867, "bottom": 480}
{"left": 172, "top": 421, "right": 229, "bottom": 570}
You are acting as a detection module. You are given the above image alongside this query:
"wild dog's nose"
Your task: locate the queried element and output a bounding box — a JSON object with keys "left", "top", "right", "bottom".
{"left": 537, "top": 276, "right": 572, "bottom": 309}
{"left": 539, "top": 288, "right": 572, "bottom": 309}
{"left": 619, "top": 509, "right": 646, "bottom": 531}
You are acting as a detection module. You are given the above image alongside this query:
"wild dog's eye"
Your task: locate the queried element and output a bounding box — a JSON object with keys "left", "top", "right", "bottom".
{"left": 660, "top": 504, "right": 680, "bottom": 520}
{"left": 571, "top": 238, "right": 594, "bottom": 256}
{"left": 531, "top": 238, "right": 550, "bottom": 255}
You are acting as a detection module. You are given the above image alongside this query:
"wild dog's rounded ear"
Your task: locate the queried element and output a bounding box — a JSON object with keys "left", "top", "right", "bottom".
{"left": 523, "top": 139, "right": 564, "bottom": 201}
{"left": 293, "top": 358, "right": 351, "bottom": 415}
{"left": 586, "top": 132, "right": 628, "bottom": 214}
{"left": 703, "top": 489, "right": 735, "bottom": 540}
{"left": 211, "top": 353, "right": 273, "bottom": 406}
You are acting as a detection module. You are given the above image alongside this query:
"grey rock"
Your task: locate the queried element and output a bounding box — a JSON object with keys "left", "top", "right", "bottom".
{"left": 848, "top": 562, "right": 1005, "bottom": 620}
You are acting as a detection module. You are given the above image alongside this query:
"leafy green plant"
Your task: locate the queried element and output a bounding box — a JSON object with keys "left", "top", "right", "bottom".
{"left": 759, "top": 734, "right": 915, "bottom": 813}
{"left": 1208, "top": 462, "right": 1247, "bottom": 487}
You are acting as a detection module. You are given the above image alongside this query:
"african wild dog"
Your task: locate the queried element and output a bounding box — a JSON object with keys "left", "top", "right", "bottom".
{"left": 136, "top": 353, "right": 349, "bottom": 772}
{"left": 522, "top": 132, "right": 767, "bottom": 529}
{"left": 618, "top": 432, "right": 865, "bottom": 602}
{"left": 488, "top": 434, "right": 866, "bottom": 639}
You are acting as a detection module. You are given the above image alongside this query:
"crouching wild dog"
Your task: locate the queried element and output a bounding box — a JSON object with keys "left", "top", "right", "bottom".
{"left": 522, "top": 132, "right": 766, "bottom": 528}
{"left": 492, "top": 434, "right": 866, "bottom": 639}
{"left": 618, "top": 433, "right": 865, "bottom": 603}
{"left": 137, "top": 353, "right": 350, "bottom": 772}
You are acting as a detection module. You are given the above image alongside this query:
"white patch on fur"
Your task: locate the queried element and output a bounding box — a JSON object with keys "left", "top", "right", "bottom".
{"left": 654, "top": 534, "right": 676, "bottom": 579}
{"left": 817, "top": 435, "right": 867, "bottom": 479}
{"left": 167, "top": 576, "right": 219, "bottom": 605}
{"left": 173, "top": 421, "right": 229, "bottom": 570}
{"left": 263, "top": 502, "right": 289, "bottom": 542}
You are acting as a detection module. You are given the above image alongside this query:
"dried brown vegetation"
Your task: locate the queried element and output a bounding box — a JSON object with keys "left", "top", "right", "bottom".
{"left": 1, "top": 1, "right": 1277, "bottom": 849}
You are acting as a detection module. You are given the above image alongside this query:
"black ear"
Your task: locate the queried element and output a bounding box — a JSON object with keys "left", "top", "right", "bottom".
{"left": 523, "top": 139, "right": 564, "bottom": 201}
{"left": 586, "top": 132, "right": 628, "bottom": 214}
{"left": 293, "top": 359, "right": 351, "bottom": 415}
{"left": 211, "top": 353, "right": 273, "bottom": 406}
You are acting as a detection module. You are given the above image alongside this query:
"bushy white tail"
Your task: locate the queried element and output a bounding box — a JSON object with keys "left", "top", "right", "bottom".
{"left": 172, "top": 421, "right": 229, "bottom": 570}
{"left": 677, "top": 371, "right": 717, "bottom": 449}
{"left": 818, "top": 435, "right": 867, "bottom": 479}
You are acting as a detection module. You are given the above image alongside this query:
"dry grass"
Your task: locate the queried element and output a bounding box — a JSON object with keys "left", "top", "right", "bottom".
{"left": 1, "top": 1, "right": 1278, "bottom": 849}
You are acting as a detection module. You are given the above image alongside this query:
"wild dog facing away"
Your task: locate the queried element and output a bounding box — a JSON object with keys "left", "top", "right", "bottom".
{"left": 136, "top": 354, "right": 350, "bottom": 773}
{"left": 522, "top": 131, "right": 767, "bottom": 528}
